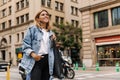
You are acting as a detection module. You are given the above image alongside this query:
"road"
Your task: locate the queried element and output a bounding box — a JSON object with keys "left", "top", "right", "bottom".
{"left": 0, "top": 66, "right": 120, "bottom": 80}
{"left": 0, "top": 66, "right": 21, "bottom": 80}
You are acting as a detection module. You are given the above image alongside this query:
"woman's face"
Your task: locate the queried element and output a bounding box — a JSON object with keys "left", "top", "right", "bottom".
{"left": 38, "top": 11, "right": 49, "bottom": 24}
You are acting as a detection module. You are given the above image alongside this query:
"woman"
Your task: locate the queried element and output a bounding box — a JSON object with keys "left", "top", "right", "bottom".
{"left": 19, "top": 9, "right": 55, "bottom": 80}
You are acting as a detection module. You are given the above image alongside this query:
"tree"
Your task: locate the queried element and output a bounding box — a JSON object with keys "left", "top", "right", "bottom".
{"left": 53, "top": 22, "right": 82, "bottom": 50}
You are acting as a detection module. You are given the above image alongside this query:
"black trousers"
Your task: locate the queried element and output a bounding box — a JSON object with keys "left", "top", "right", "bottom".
{"left": 31, "top": 54, "right": 50, "bottom": 80}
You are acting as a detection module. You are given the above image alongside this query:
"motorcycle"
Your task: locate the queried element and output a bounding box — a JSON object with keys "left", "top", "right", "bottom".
{"left": 62, "top": 58, "right": 75, "bottom": 79}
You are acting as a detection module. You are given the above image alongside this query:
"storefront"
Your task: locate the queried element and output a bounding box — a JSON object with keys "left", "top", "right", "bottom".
{"left": 95, "top": 35, "right": 120, "bottom": 66}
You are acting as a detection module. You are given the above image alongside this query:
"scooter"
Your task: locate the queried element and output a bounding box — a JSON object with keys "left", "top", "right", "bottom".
{"left": 62, "top": 59, "right": 75, "bottom": 79}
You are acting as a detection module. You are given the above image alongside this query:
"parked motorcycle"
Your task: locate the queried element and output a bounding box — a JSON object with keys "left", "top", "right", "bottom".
{"left": 62, "top": 60, "right": 75, "bottom": 79}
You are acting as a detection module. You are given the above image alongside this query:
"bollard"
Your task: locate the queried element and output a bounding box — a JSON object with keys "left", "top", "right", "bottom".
{"left": 82, "top": 64, "right": 86, "bottom": 71}
{"left": 6, "top": 66, "right": 10, "bottom": 80}
{"left": 96, "top": 62, "right": 100, "bottom": 71}
{"left": 116, "top": 62, "right": 119, "bottom": 72}
{"left": 75, "top": 62, "right": 79, "bottom": 70}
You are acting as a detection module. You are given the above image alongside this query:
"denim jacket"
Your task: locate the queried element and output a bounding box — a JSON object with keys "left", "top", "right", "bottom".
{"left": 19, "top": 25, "right": 54, "bottom": 80}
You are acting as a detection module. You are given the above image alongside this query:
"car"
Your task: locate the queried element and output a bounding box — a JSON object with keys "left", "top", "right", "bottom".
{"left": 0, "top": 59, "right": 10, "bottom": 71}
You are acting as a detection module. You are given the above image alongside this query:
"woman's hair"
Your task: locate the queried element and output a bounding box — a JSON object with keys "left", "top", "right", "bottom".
{"left": 34, "top": 9, "right": 51, "bottom": 30}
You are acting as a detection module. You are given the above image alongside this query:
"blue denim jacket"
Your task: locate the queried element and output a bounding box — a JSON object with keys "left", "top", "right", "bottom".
{"left": 19, "top": 25, "right": 54, "bottom": 80}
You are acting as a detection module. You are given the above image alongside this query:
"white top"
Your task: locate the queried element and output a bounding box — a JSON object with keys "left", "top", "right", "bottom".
{"left": 38, "top": 29, "right": 49, "bottom": 55}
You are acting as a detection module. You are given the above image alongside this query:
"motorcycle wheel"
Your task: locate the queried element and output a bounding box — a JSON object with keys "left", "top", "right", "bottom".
{"left": 66, "top": 68, "right": 75, "bottom": 79}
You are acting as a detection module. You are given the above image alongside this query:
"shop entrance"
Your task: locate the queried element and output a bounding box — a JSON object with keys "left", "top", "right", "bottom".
{"left": 97, "top": 44, "right": 120, "bottom": 66}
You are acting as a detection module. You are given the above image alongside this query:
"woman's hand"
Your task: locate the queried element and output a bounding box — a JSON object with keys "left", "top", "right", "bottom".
{"left": 51, "top": 34, "right": 56, "bottom": 40}
{"left": 30, "top": 52, "right": 44, "bottom": 61}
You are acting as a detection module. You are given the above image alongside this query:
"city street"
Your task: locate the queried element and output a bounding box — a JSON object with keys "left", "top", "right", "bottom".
{"left": 0, "top": 66, "right": 120, "bottom": 80}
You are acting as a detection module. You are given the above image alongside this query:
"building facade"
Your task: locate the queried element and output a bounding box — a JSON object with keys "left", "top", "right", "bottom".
{"left": 80, "top": 0, "right": 120, "bottom": 67}
{"left": 0, "top": 0, "right": 80, "bottom": 65}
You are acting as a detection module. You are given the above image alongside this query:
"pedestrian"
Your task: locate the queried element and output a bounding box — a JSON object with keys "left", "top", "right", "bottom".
{"left": 19, "top": 9, "right": 56, "bottom": 80}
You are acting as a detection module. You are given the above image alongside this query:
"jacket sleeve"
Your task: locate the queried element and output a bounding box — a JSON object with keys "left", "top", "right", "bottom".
{"left": 22, "top": 27, "right": 34, "bottom": 56}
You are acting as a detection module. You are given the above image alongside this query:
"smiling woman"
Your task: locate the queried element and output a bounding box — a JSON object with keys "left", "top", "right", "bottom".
{"left": 19, "top": 9, "right": 56, "bottom": 80}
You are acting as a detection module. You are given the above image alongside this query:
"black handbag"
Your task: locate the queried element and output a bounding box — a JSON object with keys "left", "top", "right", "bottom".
{"left": 52, "top": 40, "right": 64, "bottom": 79}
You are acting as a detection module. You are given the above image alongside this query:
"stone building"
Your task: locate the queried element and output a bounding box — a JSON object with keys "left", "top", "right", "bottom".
{"left": 0, "top": 0, "right": 80, "bottom": 65}
{"left": 80, "top": 0, "right": 120, "bottom": 67}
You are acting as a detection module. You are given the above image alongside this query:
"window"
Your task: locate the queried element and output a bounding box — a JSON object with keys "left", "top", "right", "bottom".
{"left": 71, "top": 6, "right": 78, "bottom": 15}
{"left": 41, "top": 0, "right": 45, "bottom": 6}
{"left": 47, "top": 0, "right": 51, "bottom": 7}
{"left": 2, "top": 9, "right": 6, "bottom": 17}
{"left": 112, "top": 7, "right": 120, "bottom": 25}
{"left": 9, "top": 6, "right": 12, "bottom": 15}
{"left": 21, "top": 0, "right": 24, "bottom": 8}
{"left": 26, "top": 13, "right": 29, "bottom": 21}
{"left": 55, "top": 16, "right": 59, "bottom": 24}
{"left": 22, "top": 32, "right": 24, "bottom": 39}
{"left": 71, "top": 20, "right": 79, "bottom": 27}
{"left": 76, "top": 21, "right": 79, "bottom": 27}
{"left": 60, "top": 3, "right": 63, "bottom": 11}
{"left": 75, "top": 8, "right": 78, "bottom": 15}
{"left": 55, "top": 1, "right": 59, "bottom": 10}
{"left": 17, "top": 33, "right": 19, "bottom": 42}
{"left": 71, "top": 6, "right": 74, "bottom": 14}
{"left": 94, "top": 10, "right": 108, "bottom": 29}
{"left": 21, "top": 15, "right": 24, "bottom": 23}
{"left": 8, "top": 20, "right": 12, "bottom": 27}
{"left": 16, "top": 17, "right": 19, "bottom": 24}
{"left": 16, "top": 2, "right": 19, "bottom": 11}
{"left": 2, "top": 22, "right": 6, "bottom": 30}
{"left": 60, "top": 17, "right": 64, "bottom": 24}
{"left": 26, "top": 0, "right": 29, "bottom": 7}
{"left": 9, "top": 35, "right": 11, "bottom": 44}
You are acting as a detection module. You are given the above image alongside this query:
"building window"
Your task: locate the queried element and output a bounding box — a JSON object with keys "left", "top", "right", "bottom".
{"left": 75, "top": 21, "right": 79, "bottom": 27}
{"left": 16, "top": 17, "right": 19, "bottom": 24}
{"left": 60, "top": 3, "right": 63, "bottom": 11}
{"left": 71, "top": 20, "right": 74, "bottom": 26}
{"left": 60, "top": 17, "right": 64, "bottom": 24}
{"left": 71, "top": 20, "right": 79, "bottom": 27}
{"left": 55, "top": 16, "right": 59, "bottom": 24}
{"left": 26, "top": 0, "right": 29, "bottom": 7}
{"left": 41, "top": 0, "right": 45, "bottom": 6}
{"left": 55, "top": 1, "right": 59, "bottom": 10}
{"left": 9, "top": 35, "right": 11, "bottom": 44}
{"left": 2, "top": 9, "right": 6, "bottom": 17}
{"left": 17, "top": 33, "right": 19, "bottom": 42}
{"left": 21, "top": 15, "right": 24, "bottom": 23}
{"left": 94, "top": 10, "right": 108, "bottom": 29}
{"left": 21, "top": 0, "right": 24, "bottom": 9}
{"left": 16, "top": 2, "right": 19, "bottom": 11}
{"left": 2, "top": 22, "right": 6, "bottom": 30}
{"left": 47, "top": 0, "right": 51, "bottom": 7}
{"left": 26, "top": 13, "right": 29, "bottom": 21}
{"left": 71, "top": 6, "right": 74, "bottom": 14}
{"left": 112, "top": 7, "right": 120, "bottom": 26}
{"left": 21, "top": 32, "right": 24, "bottom": 39}
{"left": 75, "top": 8, "right": 78, "bottom": 15}
{"left": 8, "top": 20, "right": 12, "bottom": 27}
{"left": 9, "top": 6, "right": 12, "bottom": 15}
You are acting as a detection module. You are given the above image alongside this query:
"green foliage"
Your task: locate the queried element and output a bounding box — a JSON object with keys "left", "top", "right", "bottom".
{"left": 53, "top": 22, "right": 82, "bottom": 49}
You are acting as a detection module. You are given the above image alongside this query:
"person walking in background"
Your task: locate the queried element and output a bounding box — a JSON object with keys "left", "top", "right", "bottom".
{"left": 19, "top": 9, "right": 56, "bottom": 80}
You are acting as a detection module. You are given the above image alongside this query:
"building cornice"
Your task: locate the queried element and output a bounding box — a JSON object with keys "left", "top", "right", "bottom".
{"left": 79, "top": 0, "right": 119, "bottom": 12}
{"left": 0, "top": 20, "right": 34, "bottom": 33}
